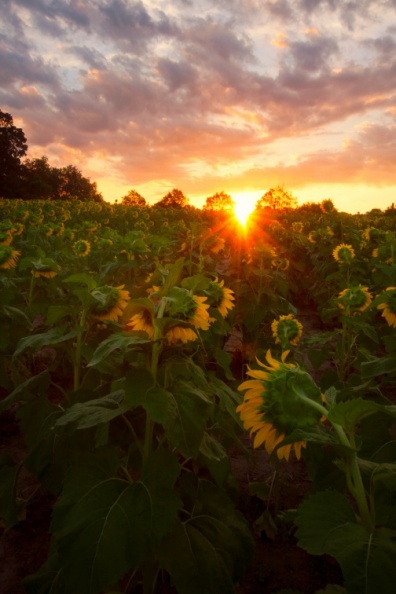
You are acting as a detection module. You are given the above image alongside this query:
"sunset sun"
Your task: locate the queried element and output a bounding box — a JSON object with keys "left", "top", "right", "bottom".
{"left": 233, "top": 192, "right": 258, "bottom": 226}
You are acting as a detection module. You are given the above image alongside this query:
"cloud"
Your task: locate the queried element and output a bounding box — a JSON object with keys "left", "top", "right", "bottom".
{"left": 1, "top": 0, "right": 395, "bottom": 207}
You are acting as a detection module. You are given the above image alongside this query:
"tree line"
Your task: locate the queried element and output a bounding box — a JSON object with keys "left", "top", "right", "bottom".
{"left": 0, "top": 110, "right": 103, "bottom": 202}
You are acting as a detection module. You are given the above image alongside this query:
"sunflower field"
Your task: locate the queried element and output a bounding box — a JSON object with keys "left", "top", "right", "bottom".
{"left": 1, "top": 197, "right": 396, "bottom": 594}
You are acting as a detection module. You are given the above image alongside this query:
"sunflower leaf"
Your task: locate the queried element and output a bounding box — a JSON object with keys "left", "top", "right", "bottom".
{"left": 87, "top": 333, "right": 150, "bottom": 367}
{"left": 295, "top": 491, "right": 396, "bottom": 594}
{"left": 50, "top": 449, "right": 180, "bottom": 594}
{"left": 159, "top": 476, "right": 253, "bottom": 594}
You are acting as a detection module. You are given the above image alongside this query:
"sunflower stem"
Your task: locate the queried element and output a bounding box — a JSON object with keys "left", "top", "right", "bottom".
{"left": 297, "top": 392, "right": 374, "bottom": 531}
{"left": 144, "top": 298, "right": 167, "bottom": 462}
{"left": 74, "top": 306, "right": 89, "bottom": 391}
{"left": 27, "top": 272, "right": 36, "bottom": 306}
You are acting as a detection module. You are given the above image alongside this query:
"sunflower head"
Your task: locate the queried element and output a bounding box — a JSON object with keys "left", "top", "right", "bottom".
{"left": 91, "top": 285, "right": 130, "bottom": 322}
{"left": 237, "top": 350, "right": 323, "bottom": 460}
{"left": 73, "top": 240, "right": 91, "bottom": 256}
{"left": 377, "top": 287, "right": 396, "bottom": 328}
{"left": 333, "top": 244, "right": 355, "bottom": 264}
{"left": 125, "top": 308, "right": 155, "bottom": 338}
{"left": 337, "top": 285, "right": 372, "bottom": 314}
{"left": 31, "top": 257, "right": 59, "bottom": 278}
{"left": 0, "top": 230, "right": 13, "bottom": 246}
{"left": 0, "top": 246, "right": 21, "bottom": 269}
{"left": 271, "top": 314, "right": 303, "bottom": 348}
{"left": 292, "top": 222, "right": 304, "bottom": 233}
{"left": 205, "top": 279, "right": 235, "bottom": 318}
{"left": 166, "top": 287, "right": 211, "bottom": 331}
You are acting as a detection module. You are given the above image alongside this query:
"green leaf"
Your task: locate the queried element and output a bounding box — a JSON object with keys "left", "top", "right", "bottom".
{"left": 159, "top": 476, "right": 253, "bottom": 594}
{"left": 213, "top": 348, "right": 234, "bottom": 380}
{"left": 55, "top": 391, "right": 129, "bottom": 430}
{"left": 46, "top": 305, "right": 70, "bottom": 325}
{"left": 2, "top": 305, "right": 32, "bottom": 328}
{"left": 163, "top": 382, "right": 212, "bottom": 458}
{"left": 13, "top": 327, "right": 81, "bottom": 357}
{"left": 124, "top": 368, "right": 155, "bottom": 408}
{"left": 181, "top": 273, "right": 210, "bottom": 291}
{"left": 0, "top": 370, "right": 50, "bottom": 412}
{"left": 53, "top": 450, "right": 181, "bottom": 594}
{"left": 87, "top": 333, "right": 149, "bottom": 367}
{"left": 327, "top": 399, "right": 385, "bottom": 433}
{"left": 63, "top": 272, "right": 97, "bottom": 290}
{"left": 296, "top": 491, "right": 396, "bottom": 594}
{"left": 361, "top": 355, "right": 396, "bottom": 378}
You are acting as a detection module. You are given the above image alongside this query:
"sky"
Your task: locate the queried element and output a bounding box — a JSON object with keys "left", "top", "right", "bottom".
{"left": 1, "top": 0, "right": 396, "bottom": 213}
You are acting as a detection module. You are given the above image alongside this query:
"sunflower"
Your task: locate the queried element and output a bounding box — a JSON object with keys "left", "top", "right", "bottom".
{"left": 337, "top": 285, "right": 372, "bottom": 314}
{"left": 73, "top": 240, "right": 91, "bottom": 256}
{"left": 206, "top": 279, "right": 235, "bottom": 318}
{"left": 292, "top": 222, "right": 304, "bottom": 233}
{"left": 237, "top": 350, "right": 323, "bottom": 461}
{"left": 125, "top": 309, "right": 155, "bottom": 338}
{"left": 165, "top": 325, "right": 198, "bottom": 344}
{"left": 333, "top": 244, "right": 355, "bottom": 264}
{"left": 12, "top": 223, "right": 24, "bottom": 236}
{"left": 271, "top": 257, "right": 289, "bottom": 271}
{"left": 0, "top": 230, "right": 13, "bottom": 246}
{"left": 91, "top": 285, "right": 130, "bottom": 322}
{"left": 271, "top": 314, "right": 303, "bottom": 348}
{"left": 377, "top": 287, "right": 396, "bottom": 328}
{"left": 164, "top": 290, "right": 211, "bottom": 344}
{"left": 0, "top": 246, "right": 21, "bottom": 269}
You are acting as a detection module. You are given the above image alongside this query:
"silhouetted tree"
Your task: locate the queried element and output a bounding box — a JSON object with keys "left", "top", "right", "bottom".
{"left": 22, "top": 158, "right": 102, "bottom": 201}
{"left": 154, "top": 188, "right": 189, "bottom": 208}
{"left": 0, "top": 109, "right": 28, "bottom": 198}
{"left": 58, "top": 165, "right": 103, "bottom": 202}
{"left": 256, "top": 185, "right": 297, "bottom": 210}
{"left": 121, "top": 189, "right": 147, "bottom": 207}
{"left": 22, "top": 156, "right": 60, "bottom": 200}
{"left": 203, "top": 191, "right": 235, "bottom": 212}
{"left": 297, "top": 201, "right": 323, "bottom": 214}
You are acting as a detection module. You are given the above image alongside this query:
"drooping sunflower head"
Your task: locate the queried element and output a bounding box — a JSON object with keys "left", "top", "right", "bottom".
{"left": 12, "top": 222, "right": 24, "bottom": 236}
{"left": 271, "top": 314, "right": 303, "bottom": 348}
{"left": 0, "top": 230, "right": 13, "bottom": 246}
{"left": 73, "top": 240, "right": 91, "bottom": 256}
{"left": 31, "top": 257, "right": 59, "bottom": 278}
{"left": 332, "top": 243, "right": 355, "bottom": 265}
{"left": 125, "top": 308, "right": 155, "bottom": 338}
{"left": 0, "top": 246, "right": 21, "bottom": 269}
{"left": 91, "top": 285, "right": 130, "bottom": 322}
{"left": 166, "top": 287, "right": 211, "bottom": 330}
{"left": 371, "top": 242, "right": 395, "bottom": 265}
{"left": 337, "top": 285, "right": 372, "bottom": 314}
{"left": 237, "top": 350, "right": 323, "bottom": 460}
{"left": 271, "top": 257, "right": 289, "bottom": 271}
{"left": 377, "top": 287, "right": 396, "bottom": 328}
{"left": 205, "top": 279, "right": 235, "bottom": 318}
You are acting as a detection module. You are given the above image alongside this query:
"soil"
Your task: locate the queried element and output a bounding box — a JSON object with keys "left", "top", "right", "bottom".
{"left": 0, "top": 306, "right": 344, "bottom": 594}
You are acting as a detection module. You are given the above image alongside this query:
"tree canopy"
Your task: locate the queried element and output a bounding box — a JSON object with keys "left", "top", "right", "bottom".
{"left": 154, "top": 188, "right": 190, "bottom": 208}
{"left": 203, "top": 191, "right": 235, "bottom": 212}
{"left": 0, "top": 109, "right": 102, "bottom": 202}
{"left": 0, "top": 109, "right": 28, "bottom": 198}
{"left": 256, "top": 185, "right": 298, "bottom": 210}
{"left": 121, "top": 189, "right": 147, "bottom": 207}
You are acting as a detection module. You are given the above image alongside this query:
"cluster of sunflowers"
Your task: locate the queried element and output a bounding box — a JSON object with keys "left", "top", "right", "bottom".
{"left": 124, "top": 278, "right": 235, "bottom": 344}
{"left": 332, "top": 242, "right": 396, "bottom": 326}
